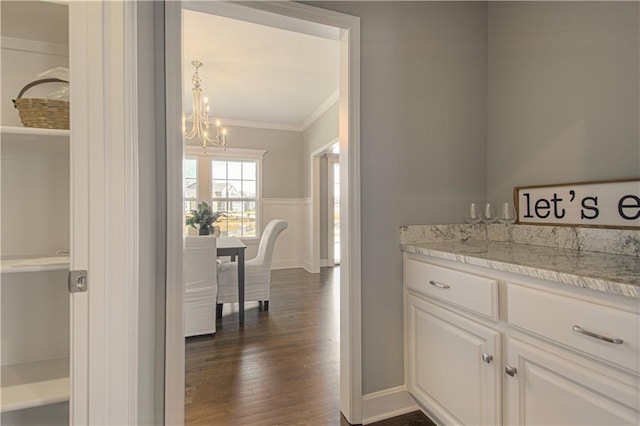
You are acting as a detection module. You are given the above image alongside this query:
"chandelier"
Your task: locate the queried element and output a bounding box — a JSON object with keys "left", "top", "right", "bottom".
{"left": 183, "top": 60, "right": 227, "bottom": 151}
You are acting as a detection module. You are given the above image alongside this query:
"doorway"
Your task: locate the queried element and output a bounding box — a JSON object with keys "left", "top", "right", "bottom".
{"left": 164, "top": 2, "right": 361, "bottom": 424}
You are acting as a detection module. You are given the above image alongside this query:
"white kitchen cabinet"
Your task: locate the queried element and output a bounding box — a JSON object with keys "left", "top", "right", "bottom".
{"left": 404, "top": 253, "right": 640, "bottom": 426}
{"left": 504, "top": 336, "right": 639, "bottom": 426}
{"left": 406, "top": 294, "right": 501, "bottom": 425}
{"left": 505, "top": 281, "right": 640, "bottom": 425}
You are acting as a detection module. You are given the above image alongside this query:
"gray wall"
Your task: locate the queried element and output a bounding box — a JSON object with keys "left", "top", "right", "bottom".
{"left": 487, "top": 1, "right": 640, "bottom": 203}
{"left": 312, "top": 0, "right": 639, "bottom": 396}
{"left": 188, "top": 126, "right": 304, "bottom": 199}
{"left": 310, "top": 1, "right": 489, "bottom": 394}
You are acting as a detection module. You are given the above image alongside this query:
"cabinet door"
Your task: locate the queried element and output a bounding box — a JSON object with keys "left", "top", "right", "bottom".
{"left": 505, "top": 337, "right": 639, "bottom": 425}
{"left": 406, "top": 294, "right": 501, "bottom": 425}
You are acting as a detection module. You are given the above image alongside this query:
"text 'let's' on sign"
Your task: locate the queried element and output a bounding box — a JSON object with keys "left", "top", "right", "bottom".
{"left": 515, "top": 179, "right": 640, "bottom": 229}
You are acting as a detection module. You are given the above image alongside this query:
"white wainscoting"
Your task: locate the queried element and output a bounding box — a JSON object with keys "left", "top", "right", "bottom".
{"left": 299, "top": 198, "right": 313, "bottom": 272}
{"left": 261, "top": 198, "right": 309, "bottom": 270}
{"left": 186, "top": 198, "right": 312, "bottom": 270}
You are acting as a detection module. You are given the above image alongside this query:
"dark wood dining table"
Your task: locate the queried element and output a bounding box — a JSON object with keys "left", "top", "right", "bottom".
{"left": 216, "top": 236, "right": 247, "bottom": 324}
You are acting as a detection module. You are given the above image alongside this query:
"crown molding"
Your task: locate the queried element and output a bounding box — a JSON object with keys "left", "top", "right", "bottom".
{"left": 184, "top": 145, "right": 267, "bottom": 160}
{"left": 184, "top": 0, "right": 340, "bottom": 41}
{"left": 193, "top": 89, "right": 339, "bottom": 133}
{"left": 217, "top": 117, "right": 302, "bottom": 132}
{"left": 301, "top": 89, "right": 339, "bottom": 131}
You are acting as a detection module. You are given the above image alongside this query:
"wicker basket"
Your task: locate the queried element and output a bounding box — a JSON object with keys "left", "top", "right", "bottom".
{"left": 12, "top": 78, "right": 69, "bottom": 130}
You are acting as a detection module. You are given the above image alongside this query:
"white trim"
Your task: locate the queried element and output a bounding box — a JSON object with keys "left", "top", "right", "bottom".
{"left": 301, "top": 260, "right": 315, "bottom": 274}
{"left": 183, "top": 0, "right": 340, "bottom": 41}
{"left": 311, "top": 154, "right": 321, "bottom": 274}
{"left": 164, "top": 1, "right": 185, "bottom": 425}
{"left": 272, "top": 259, "right": 301, "bottom": 270}
{"left": 0, "top": 36, "right": 68, "bottom": 57}
{"left": 217, "top": 117, "right": 303, "bottom": 132}
{"left": 301, "top": 90, "right": 339, "bottom": 131}
{"left": 262, "top": 197, "right": 302, "bottom": 206}
{"left": 103, "top": 1, "right": 139, "bottom": 423}
{"left": 338, "top": 12, "right": 363, "bottom": 423}
{"left": 326, "top": 154, "right": 339, "bottom": 267}
{"left": 362, "top": 386, "right": 419, "bottom": 425}
{"left": 68, "top": 1, "right": 140, "bottom": 424}
{"left": 192, "top": 92, "right": 339, "bottom": 132}
{"left": 310, "top": 139, "right": 338, "bottom": 275}
{"left": 40, "top": 0, "right": 69, "bottom": 5}
{"left": 124, "top": 2, "right": 140, "bottom": 421}
{"left": 184, "top": 145, "right": 266, "bottom": 160}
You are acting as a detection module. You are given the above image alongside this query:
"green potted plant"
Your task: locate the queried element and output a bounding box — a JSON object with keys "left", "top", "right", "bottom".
{"left": 185, "top": 202, "right": 225, "bottom": 236}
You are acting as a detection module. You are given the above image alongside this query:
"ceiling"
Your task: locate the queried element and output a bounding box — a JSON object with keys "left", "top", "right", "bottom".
{"left": 183, "top": 9, "right": 340, "bottom": 131}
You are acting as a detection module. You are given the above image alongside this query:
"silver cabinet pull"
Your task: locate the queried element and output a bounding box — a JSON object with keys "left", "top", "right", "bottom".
{"left": 505, "top": 365, "right": 517, "bottom": 377}
{"left": 429, "top": 280, "right": 450, "bottom": 289}
{"left": 572, "top": 325, "right": 623, "bottom": 345}
{"left": 481, "top": 353, "right": 493, "bottom": 364}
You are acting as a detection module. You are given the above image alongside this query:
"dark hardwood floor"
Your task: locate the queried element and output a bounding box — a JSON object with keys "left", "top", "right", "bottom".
{"left": 185, "top": 267, "right": 434, "bottom": 426}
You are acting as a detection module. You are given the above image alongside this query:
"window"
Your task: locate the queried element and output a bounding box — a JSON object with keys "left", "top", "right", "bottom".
{"left": 183, "top": 158, "right": 197, "bottom": 214}
{"left": 183, "top": 147, "right": 265, "bottom": 238}
{"left": 211, "top": 160, "right": 257, "bottom": 238}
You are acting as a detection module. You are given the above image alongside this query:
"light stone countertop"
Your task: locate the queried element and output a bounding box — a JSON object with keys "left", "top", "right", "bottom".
{"left": 400, "top": 224, "right": 640, "bottom": 299}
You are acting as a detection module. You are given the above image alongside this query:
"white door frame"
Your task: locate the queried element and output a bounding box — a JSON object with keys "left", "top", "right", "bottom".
{"left": 310, "top": 139, "right": 339, "bottom": 272}
{"left": 326, "top": 152, "right": 339, "bottom": 267}
{"left": 164, "top": 1, "right": 185, "bottom": 425}
{"left": 164, "top": 1, "right": 362, "bottom": 424}
{"left": 69, "top": 1, "right": 140, "bottom": 424}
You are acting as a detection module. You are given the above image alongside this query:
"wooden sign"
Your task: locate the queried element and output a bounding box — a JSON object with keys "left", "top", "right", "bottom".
{"left": 514, "top": 179, "right": 640, "bottom": 229}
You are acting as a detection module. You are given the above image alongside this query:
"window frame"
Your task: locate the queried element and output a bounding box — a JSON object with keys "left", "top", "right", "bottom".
{"left": 183, "top": 156, "right": 198, "bottom": 218}
{"left": 184, "top": 146, "right": 266, "bottom": 240}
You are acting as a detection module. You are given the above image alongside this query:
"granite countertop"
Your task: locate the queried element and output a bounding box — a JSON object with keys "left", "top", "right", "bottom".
{"left": 400, "top": 224, "right": 640, "bottom": 299}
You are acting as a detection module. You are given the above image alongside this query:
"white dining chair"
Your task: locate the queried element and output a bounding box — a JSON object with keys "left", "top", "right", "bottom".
{"left": 184, "top": 236, "right": 217, "bottom": 336}
{"left": 216, "top": 219, "right": 288, "bottom": 316}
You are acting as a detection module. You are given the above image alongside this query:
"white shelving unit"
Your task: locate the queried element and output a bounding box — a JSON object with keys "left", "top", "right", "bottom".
{"left": 1, "top": 123, "right": 71, "bottom": 418}
{"left": 1, "top": 127, "right": 70, "bottom": 416}
{"left": 1, "top": 2, "right": 71, "bottom": 423}
{"left": 1, "top": 126, "right": 70, "bottom": 138}
{"left": 0, "top": 126, "right": 69, "bottom": 152}
{"left": 1, "top": 255, "right": 70, "bottom": 274}
{"left": 1, "top": 125, "right": 71, "bottom": 415}
{"left": 1, "top": 358, "right": 70, "bottom": 413}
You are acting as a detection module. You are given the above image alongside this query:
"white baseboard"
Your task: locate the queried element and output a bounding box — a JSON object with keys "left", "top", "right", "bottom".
{"left": 320, "top": 258, "right": 338, "bottom": 268}
{"left": 301, "top": 260, "right": 314, "bottom": 273}
{"left": 362, "top": 386, "right": 420, "bottom": 425}
{"left": 271, "top": 259, "right": 301, "bottom": 270}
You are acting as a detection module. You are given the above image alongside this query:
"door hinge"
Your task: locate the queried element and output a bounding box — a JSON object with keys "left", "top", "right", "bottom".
{"left": 68, "top": 270, "right": 88, "bottom": 293}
